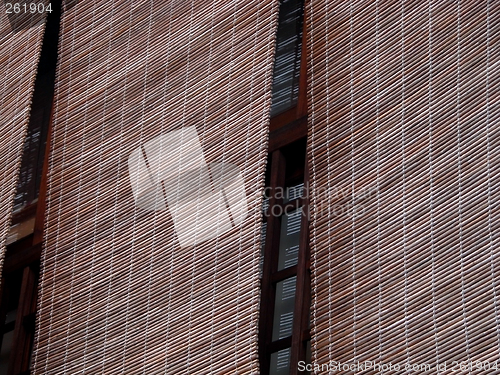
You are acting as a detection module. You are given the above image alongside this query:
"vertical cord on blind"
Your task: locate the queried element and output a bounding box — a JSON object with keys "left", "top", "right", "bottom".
{"left": 455, "top": 1, "right": 472, "bottom": 371}
{"left": 82, "top": 0, "right": 114, "bottom": 367}
{"left": 139, "top": 0, "right": 173, "bottom": 371}
{"left": 307, "top": 0, "right": 319, "bottom": 366}
{"left": 99, "top": 0, "right": 134, "bottom": 370}
{"left": 203, "top": 1, "right": 217, "bottom": 373}
{"left": 349, "top": 0, "right": 357, "bottom": 363}
{"left": 324, "top": 0, "right": 333, "bottom": 368}
{"left": 486, "top": 0, "right": 500, "bottom": 356}
{"left": 62, "top": 0, "right": 97, "bottom": 370}
{"left": 400, "top": 0, "right": 411, "bottom": 369}
{"left": 118, "top": 0, "right": 153, "bottom": 367}
{"left": 375, "top": 0, "right": 383, "bottom": 366}
{"left": 428, "top": 0, "right": 441, "bottom": 367}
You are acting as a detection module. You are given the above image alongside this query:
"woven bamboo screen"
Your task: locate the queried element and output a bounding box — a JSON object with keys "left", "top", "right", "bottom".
{"left": 0, "top": 5, "right": 47, "bottom": 273}
{"left": 33, "top": 0, "right": 277, "bottom": 373}
{"left": 308, "top": 0, "right": 499, "bottom": 372}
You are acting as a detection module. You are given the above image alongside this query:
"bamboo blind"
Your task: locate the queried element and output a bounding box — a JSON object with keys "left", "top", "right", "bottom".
{"left": 308, "top": 0, "right": 500, "bottom": 372}
{"left": 0, "top": 6, "right": 47, "bottom": 274}
{"left": 33, "top": 0, "right": 277, "bottom": 373}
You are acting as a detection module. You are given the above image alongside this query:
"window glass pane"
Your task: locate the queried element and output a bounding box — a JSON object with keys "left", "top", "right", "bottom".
{"left": 270, "top": 348, "right": 291, "bottom": 375}
{"left": 262, "top": 196, "right": 270, "bottom": 213}
{"left": 13, "top": 119, "right": 46, "bottom": 211}
{"left": 270, "top": 0, "right": 304, "bottom": 116}
{"left": 278, "top": 209, "right": 301, "bottom": 270}
{"left": 4, "top": 309, "right": 16, "bottom": 326}
{"left": 260, "top": 221, "right": 267, "bottom": 277}
{"left": 284, "top": 182, "right": 304, "bottom": 203}
{"left": 273, "top": 276, "right": 296, "bottom": 341}
{"left": 0, "top": 330, "right": 14, "bottom": 373}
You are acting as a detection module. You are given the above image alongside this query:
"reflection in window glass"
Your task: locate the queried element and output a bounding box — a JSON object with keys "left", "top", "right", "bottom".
{"left": 284, "top": 182, "right": 304, "bottom": 203}
{"left": 262, "top": 197, "right": 270, "bottom": 213}
{"left": 13, "top": 122, "right": 45, "bottom": 211}
{"left": 270, "top": 0, "right": 304, "bottom": 116}
{"left": 278, "top": 209, "right": 301, "bottom": 270}
{"left": 260, "top": 221, "right": 267, "bottom": 277}
{"left": 270, "top": 348, "right": 291, "bottom": 375}
{"left": 273, "top": 276, "right": 296, "bottom": 341}
{"left": 13, "top": 59, "right": 54, "bottom": 211}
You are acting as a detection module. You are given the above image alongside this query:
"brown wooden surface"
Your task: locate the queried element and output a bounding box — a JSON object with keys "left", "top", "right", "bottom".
{"left": 268, "top": 116, "right": 308, "bottom": 153}
{"left": 32, "top": 1, "right": 279, "bottom": 373}
{"left": 10, "top": 205, "right": 38, "bottom": 227}
{"left": 270, "top": 107, "right": 299, "bottom": 133}
{"left": 3, "top": 244, "right": 42, "bottom": 276}
{"left": 0, "top": 278, "right": 11, "bottom": 356}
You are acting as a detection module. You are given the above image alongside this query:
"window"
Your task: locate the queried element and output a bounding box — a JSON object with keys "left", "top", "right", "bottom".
{"left": 0, "top": 2, "right": 61, "bottom": 373}
{"left": 259, "top": 1, "right": 310, "bottom": 374}
{"left": 259, "top": 139, "right": 310, "bottom": 375}
{"left": 270, "top": 0, "right": 304, "bottom": 116}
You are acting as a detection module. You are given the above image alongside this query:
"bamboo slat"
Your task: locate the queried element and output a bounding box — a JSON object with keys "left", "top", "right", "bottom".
{"left": 307, "top": 0, "right": 500, "bottom": 372}
{"left": 0, "top": 5, "right": 47, "bottom": 275}
{"left": 32, "top": 0, "right": 278, "bottom": 373}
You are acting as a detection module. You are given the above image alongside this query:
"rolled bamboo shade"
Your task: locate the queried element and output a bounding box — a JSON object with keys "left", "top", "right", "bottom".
{"left": 0, "top": 6, "right": 47, "bottom": 273}
{"left": 308, "top": 0, "right": 499, "bottom": 371}
{"left": 33, "top": 0, "right": 278, "bottom": 373}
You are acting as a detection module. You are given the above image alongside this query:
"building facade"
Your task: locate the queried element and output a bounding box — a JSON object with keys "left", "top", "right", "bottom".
{"left": 0, "top": 0, "right": 498, "bottom": 374}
